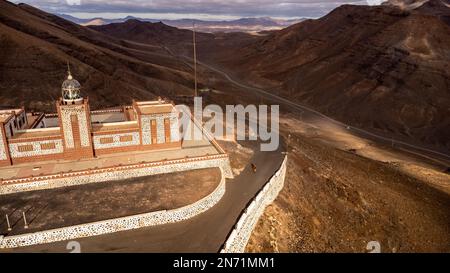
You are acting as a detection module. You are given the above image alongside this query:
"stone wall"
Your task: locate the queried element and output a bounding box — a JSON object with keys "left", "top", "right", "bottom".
{"left": 92, "top": 132, "right": 140, "bottom": 149}
{"left": 0, "top": 171, "right": 226, "bottom": 249}
{"left": 59, "top": 104, "right": 91, "bottom": 149}
{"left": 140, "top": 113, "right": 179, "bottom": 145}
{"left": 8, "top": 139, "right": 64, "bottom": 158}
{"left": 0, "top": 155, "right": 233, "bottom": 195}
{"left": 221, "top": 156, "right": 287, "bottom": 253}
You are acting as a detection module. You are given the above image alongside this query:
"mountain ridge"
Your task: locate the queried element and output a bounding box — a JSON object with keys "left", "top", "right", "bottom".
{"left": 201, "top": 3, "right": 450, "bottom": 150}
{"left": 0, "top": 1, "right": 449, "bottom": 151}
{"left": 0, "top": 0, "right": 196, "bottom": 111}
{"left": 58, "top": 14, "right": 305, "bottom": 33}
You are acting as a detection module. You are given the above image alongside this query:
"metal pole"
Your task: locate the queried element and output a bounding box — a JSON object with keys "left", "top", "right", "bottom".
{"left": 5, "top": 214, "right": 11, "bottom": 231}
{"left": 23, "top": 212, "right": 28, "bottom": 229}
{"left": 193, "top": 22, "right": 198, "bottom": 98}
{"left": 287, "top": 134, "right": 291, "bottom": 154}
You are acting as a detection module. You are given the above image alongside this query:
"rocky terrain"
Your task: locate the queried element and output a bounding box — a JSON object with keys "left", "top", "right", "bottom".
{"left": 2, "top": 1, "right": 448, "bottom": 153}
{"left": 0, "top": 0, "right": 196, "bottom": 111}
{"left": 201, "top": 1, "right": 450, "bottom": 152}
{"left": 89, "top": 19, "right": 213, "bottom": 49}
{"left": 246, "top": 121, "right": 450, "bottom": 253}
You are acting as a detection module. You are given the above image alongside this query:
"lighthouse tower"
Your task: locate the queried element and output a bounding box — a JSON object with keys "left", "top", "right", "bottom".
{"left": 56, "top": 66, "right": 94, "bottom": 160}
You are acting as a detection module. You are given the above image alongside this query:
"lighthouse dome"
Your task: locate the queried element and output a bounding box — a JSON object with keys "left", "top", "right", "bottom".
{"left": 62, "top": 72, "right": 81, "bottom": 101}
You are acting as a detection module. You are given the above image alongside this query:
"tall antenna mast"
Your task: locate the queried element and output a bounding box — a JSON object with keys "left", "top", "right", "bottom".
{"left": 193, "top": 21, "right": 198, "bottom": 97}
{"left": 67, "top": 61, "right": 72, "bottom": 79}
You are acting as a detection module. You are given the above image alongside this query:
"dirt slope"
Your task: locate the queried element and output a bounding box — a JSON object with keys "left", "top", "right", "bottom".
{"left": 206, "top": 4, "right": 450, "bottom": 151}
{"left": 0, "top": 0, "right": 195, "bottom": 111}
{"left": 246, "top": 131, "right": 450, "bottom": 253}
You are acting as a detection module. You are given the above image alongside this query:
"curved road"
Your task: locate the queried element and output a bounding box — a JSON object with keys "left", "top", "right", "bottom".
{"left": 160, "top": 43, "right": 449, "bottom": 166}
{"left": 194, "top": 58, "right": 450, "bottom": 166}
{"left": 3, "top": 142, "right": 284, "bottom": 253}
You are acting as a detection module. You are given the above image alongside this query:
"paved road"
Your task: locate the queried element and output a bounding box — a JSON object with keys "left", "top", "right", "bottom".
{"left": 2, "top": 142, "right": 284, "bottom": 253}
{"left": 160, "top": 43, "right": 449, "bottom": 165}
{"left": 193, "top": 58, "right": 450, "bottom": 167}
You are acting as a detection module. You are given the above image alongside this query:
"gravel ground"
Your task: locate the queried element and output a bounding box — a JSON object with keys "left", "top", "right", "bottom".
{"left": 0, "top": 168, "right": 221, "bottom": 236}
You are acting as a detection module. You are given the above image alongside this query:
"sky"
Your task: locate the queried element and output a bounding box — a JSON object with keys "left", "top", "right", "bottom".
{"left": 10, "top": 0, "right": 385, "bottom": 20}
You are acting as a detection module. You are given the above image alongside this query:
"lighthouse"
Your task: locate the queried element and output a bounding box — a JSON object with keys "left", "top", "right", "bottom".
{"left": 56, "top": 66, "right": 94, "bottom": 160}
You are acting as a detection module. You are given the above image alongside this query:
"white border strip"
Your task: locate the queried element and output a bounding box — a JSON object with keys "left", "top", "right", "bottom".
{"left": 0, "top": 155, "right": 233, "bottom": 195}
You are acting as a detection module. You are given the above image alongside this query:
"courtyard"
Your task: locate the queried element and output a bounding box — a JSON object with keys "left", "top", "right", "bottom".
{"left": 0, "top": 168, "right": 221, "bottom": 236}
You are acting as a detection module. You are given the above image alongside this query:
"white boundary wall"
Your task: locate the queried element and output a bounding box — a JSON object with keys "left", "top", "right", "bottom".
{"left": 222, "top": 156, "right": 287, "bottom": 253}
{"left": 0, "top": 171, "right": 226, "bottom": 248}
{"left": 0, "top": 155, "right": 233, "bottom": 195}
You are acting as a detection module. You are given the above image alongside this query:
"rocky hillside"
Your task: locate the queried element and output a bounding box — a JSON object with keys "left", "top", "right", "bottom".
{"left": 210, "top": 3, "right": 450, "bottom": 150}
{"left": 0, "top": 0, "right": 448, "bottom": 152}
{"left": 0, "top": 0, "right": 195, "bottom": 111}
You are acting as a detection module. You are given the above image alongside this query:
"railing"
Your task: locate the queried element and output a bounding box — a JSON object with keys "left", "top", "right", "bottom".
{"left": 91, "top": 108, "right": 124, "bottom": 114}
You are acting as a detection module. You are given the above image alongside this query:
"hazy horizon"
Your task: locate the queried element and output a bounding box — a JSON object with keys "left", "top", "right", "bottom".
{"left": 10, "top": 0, "right": 383, "bottom": 21}
{"left": 60, "top": 12, "right": 310, "bottom": 21}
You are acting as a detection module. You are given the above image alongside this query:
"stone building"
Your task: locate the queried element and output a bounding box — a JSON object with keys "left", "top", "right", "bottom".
{"left": 0, "top": 70, "right": 181, "bottom": 167}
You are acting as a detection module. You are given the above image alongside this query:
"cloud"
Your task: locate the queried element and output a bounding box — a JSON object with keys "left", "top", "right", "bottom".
{"left": 11, "top": 0, "right": 375, "bottom": 18}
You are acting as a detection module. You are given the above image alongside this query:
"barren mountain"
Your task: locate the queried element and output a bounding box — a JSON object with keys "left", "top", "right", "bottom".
{"left": 415, "top": 0, "right": 450, "bottom": 24}
{"left": 382, "top": 0, "right": 431, "bottom": 9}
{"left": 90, "top": 19, "right": 213, "bottom": 48}
{"left": 61, "top": 14, "right": 303, "bottom": 33}
{"left": 0, "top": 0, "right": 196, "bottom": 112}
{"left": 1, "top": 0, "right": 449, "bottom": 152}
{"left": 206, "top": 3, "right": 450, "bottom": 151}
{"left": 383, "top": 0, "right": 450, "bottom": 25}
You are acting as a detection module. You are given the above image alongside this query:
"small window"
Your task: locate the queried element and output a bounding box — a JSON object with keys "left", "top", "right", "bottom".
{"left": 119, "top": 135, "right": 133, "bottom": 142}
{"left": 151, "top": 120, "right": 157, "bottom": 144}
{"left": 40, "top": 143, "right": 56, "bottom": 150}
{"left": 164, "top": 118, "right": 171, "bottom": 143}
{"left": 18, "top": 144, "right": 34, "bottom": 152}
{"left": 100, "top": 137, "right": 114, "bottom": 144}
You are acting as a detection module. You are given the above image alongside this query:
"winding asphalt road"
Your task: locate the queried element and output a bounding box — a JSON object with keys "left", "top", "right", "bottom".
{"left": 195, "top": 58, "right": 450, "bottom": 167}
{"left": 3, "top": 142, "right": 284, "bottom": 253}
{"left": 161, "top": 43, "right": 449, "bottom": 166}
